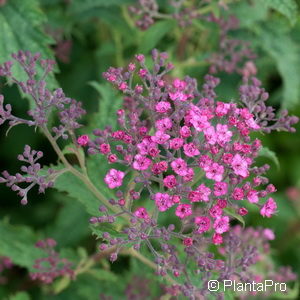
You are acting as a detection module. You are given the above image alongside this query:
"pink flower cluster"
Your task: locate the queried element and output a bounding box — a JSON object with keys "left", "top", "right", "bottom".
{"left": 85, "top": 50, "right": 296, "bottom": 246}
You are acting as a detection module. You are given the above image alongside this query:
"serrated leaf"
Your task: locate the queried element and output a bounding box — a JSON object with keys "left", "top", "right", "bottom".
{"left": 0, "top": 0, "right": 56, "bottom": 85}
{"left": 53, "top": 169, "right": 100, "bottom": 216}
{"left": 259, "top": 146, "right": 280, "bottom": 169}
{"left": 224, "top": 207, "right": 245, "bottom": 228}
{"left": 45, "top": 195, "right": 90, "bottom": 247}
{"left": 138, "top": 20, "right": 176, "bottom": 53}
{"left": 87, "top": 82, "right": 122, "bottom": 130}
{"left": 52, "top": 158, "right": 114, "bottom": 216}
{"left": 255, "top": 25, "right": 300, "bottom": 108}
{"left": 261, "top": 0, "right": 298, "bottom": 25}
{"left": 0, "top": 220, "right": 44, "bottom": 270}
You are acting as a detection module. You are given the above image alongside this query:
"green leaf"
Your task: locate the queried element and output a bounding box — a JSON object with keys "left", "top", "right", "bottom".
{"left": 53, "top": 168, "right": 100, "bottom": 216}
{"left": 87, "top": 268, "right": 118, "bottom": 282}
{"left": 69, "top": 0, "right": 134, "bottom": 15}
{"left": 53, "top": 276, "right": 72, "bottom": 295}
{"left": 259, "top": 146, "right": 280, "bottom": 169}
{"left": 255, "top": 25, "right": 300, "bottom": 108}
{"left": 45, "top": 194, "right": 90, "bottom": 247}
{"left": 224, "top": 207, "right": 245, "bottom": 228}
{"left": 0, "top": 220, "right": 43, "bottom": 270}
{"left": 138, "top": 20, "right": 176, "bottom": 53}
{"left": 9, "top": 292, "right": 31, "bottom": 300}
{"left": 261, "top": 0, "right": 298, "bottom": 25}
{"left": 0, "top": 0, "right": 56, "bottom": 84}
{"left": 87, "top": 82, "right": 123, "bottom": 131}
{"left": 52, "top": 157, "right": 115, "bottom": 216}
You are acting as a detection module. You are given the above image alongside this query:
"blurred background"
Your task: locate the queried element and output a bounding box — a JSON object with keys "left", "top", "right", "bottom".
{"left": 0, "top": 0, "right": 300, "bottom": 299}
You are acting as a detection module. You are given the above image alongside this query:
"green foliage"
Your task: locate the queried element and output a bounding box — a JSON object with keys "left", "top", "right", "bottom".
{"left": 8, "top": 292, "right": 31, "bottom": 300}
{"left": 87, "top": 82, "right": 123, "bottom": 130}
{"left": 138, "top": 20, "right": 176, "bottom": 53}
{"left": 0, "top": 0, "right": 56, "bottom": 83}
{"left": 53, "top": 167, "right": 101, "bottom": 216}
{"left": 259, "top": 146, "right": 280, "bottom": 169}
{"left": 0, "top": 220, "right": 43, "bottom": 270}
{"left": 262, "top": 0, "right": 299, "bottom": 25}
{"left": 255, "top": 24, "right": 300, "bottom": 108}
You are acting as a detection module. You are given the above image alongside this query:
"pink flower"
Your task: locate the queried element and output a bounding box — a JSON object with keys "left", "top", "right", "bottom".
{"left": 231, "top": 154, "right": 249, "bottom": 178}
{"left": 238, "top": 207, "right": 248, "bottom": 216}
{"left": 175, "top": 204, "right": 192, "bottom": 219}
{"left": 173, "top": 78, "right": 187, "bottom": 90}
{"left": 134, "top": 207, "right": 149, "bottom": 219}
{"left": 212, "top": 233, "right": 223, "bottom": 245}
{"left": 188, "top": 191, "right": 201, "bottom": 202}
{"left": 104, "top": 169, "right": 125, "bottom": 189}
{"left": 260, "top": 197, "right": 277, "bottom": 218}
{"left": 198, "top": 155, "right": 212, "bottom": 170}
{"left": 209, "top": 205, "right": 223, "bottom": 218}
{"left": 183, "top": 142, "right": 200, "bottom": 157}
{"left": 151, "top": 130, "right": 170, "bottom": 144}
{"left": 155, "top": 193, "right": 173, "bottom": 212}
{"left": 263, "top": 228, "right": 275, "bottom": 240}
{"left": 171, "top": 158, "right": 188, "bottom": 176}
{"left": 195, "top": 184, "right": 211, "bottom": 202}
{"left": 222, "top": 153, "right": 233, "bottom": 164}
{"left": 232, "top": 187, "right": 244, "bottom": 200}
{"left": 163, "top": 175, "right": 177, "bottom": 189}
{"left": 214, "top": 182, "right": 228, "bottom": 196}
{"left": 132, "top": 154, "right": 151, "bottom": 170}
{"left": 205, "top": 162, "right": 224, "bottom": 182}
{"left": 169, "top": 91, "right": 188, "bottom": 101}
{"left": 100, "top": 143, "right": 110, "bottom": 154}
{"left": 118, "top": 82, "right": 128, "bottom": 91}
{"left": 169, "top": 138, "right": 184, "bottom": 150}
{"left": 195, "top": 216, "right": 210, "bottom": 233}
{"left": 183, "top": 168, "right": 194, "bottom": 182}
{"left": 217, "top": 199, "right": 227, "bottom": 209}
{"left": 216, "top": 124, "right": 232, "bottom": 146}
{"left": 155, "top": 101, "right": 171, "bottom": 113}
{"left": 77, "top": 135, "right": 89, "bottom": 146}
{"left": 155, "top": 118, "right": 172, "bottom": 131}
{"left": 180, "top": 126, "right": 191, "bottom": 138}
{"left": 247, "top": 190, "right": 259, "bottom": 203}
{"left": 183, "top": 237, "right": 193, "bottom": 246}
{"left": 213, "top": 216, "right": 230, "bottom": 234}
{"left": 204, "top": 126, "right": 217, "bottom": 145}
{"left": 215, "top": 102, "right": 230, "bottom": 117}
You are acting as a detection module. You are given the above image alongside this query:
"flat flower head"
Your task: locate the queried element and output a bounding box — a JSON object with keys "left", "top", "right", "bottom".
{"left": 104, "top": 169, "right": 125, "bottom": 189}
